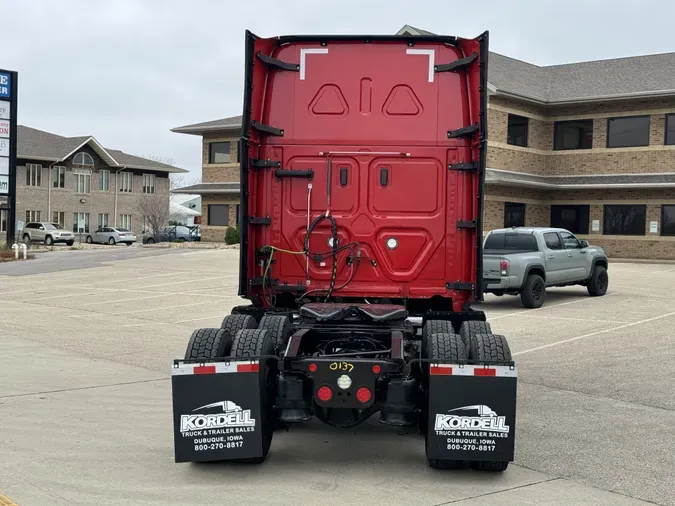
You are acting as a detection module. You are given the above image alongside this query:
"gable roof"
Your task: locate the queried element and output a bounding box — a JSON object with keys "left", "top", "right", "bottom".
{"left": 171, "top": 116, "right": 243, "bottom": 135}
{"left": 399, "top": 25, "right": 675, "bottom": 104}
{"left": 18, "top": 126, "right": 187, "bottom": 173}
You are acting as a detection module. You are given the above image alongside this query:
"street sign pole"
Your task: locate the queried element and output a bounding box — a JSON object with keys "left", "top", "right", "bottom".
{"left": 7, "top": 71, "right": 17, "bottom": 244}
{"left": 0, "top": 69, "right": 17, "bottom": 245}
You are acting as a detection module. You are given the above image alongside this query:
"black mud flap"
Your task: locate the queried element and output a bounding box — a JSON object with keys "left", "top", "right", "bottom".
{"left": 171, "top": 359, "right": 264, "bottom": 463}
{"left": 426, "top": 363, "right": 517, "bottom": 463}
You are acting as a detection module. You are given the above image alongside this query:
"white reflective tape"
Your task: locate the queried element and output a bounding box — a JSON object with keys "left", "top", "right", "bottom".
{"left": 172, "top": 360, "right": 258, "bottom": 376}
{"left": 430, "top": 363, "right": 518, "bottom": 377}
{"left": 406, "top": 48, "right": 435, "bottom": 82}
{"left": 300, "top": 48, "right": 329, "bottom": 80}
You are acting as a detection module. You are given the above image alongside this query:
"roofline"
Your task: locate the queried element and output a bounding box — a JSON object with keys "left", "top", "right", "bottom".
{"left": 171, "top": 124, "right": 242, "bottom": 136}
{"left": 17, "top": 155, "right": 58, "bottom": 162}
{"left": 60, "top": 136, "right": 120, "bottom": 167}
{"left": 494, "top": 83, "right": 675, "bottom": 106}
{"left": 172, "top": 188, "right": 240, "bottom": 194}
{"left": 486, "top": 168, "right": 675, "bottom": 189}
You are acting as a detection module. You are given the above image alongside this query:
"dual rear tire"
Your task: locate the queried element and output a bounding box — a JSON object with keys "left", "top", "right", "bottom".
{"left": 423, "top": 320, "right": 511, "bottom": 472}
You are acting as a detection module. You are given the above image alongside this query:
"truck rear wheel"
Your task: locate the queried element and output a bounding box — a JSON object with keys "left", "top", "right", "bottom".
{"left": 520, "top": 274, "right": 545, "bottom": 308}
{"left": 230, "top": 329, "right": 277, "bottom": 463}
{"left": 425, "top": 332, "right": 468, "bottom": 470}
{"left": 221, "top": 314, "right": 257, "bottom": 336}
{"left": 257, "top": 314, "right": 292, "bottom": 352}
{"left": 459, "top": 320, "right": 492, "bottom": 350}
{"left": 421, "top": 320, "right": 454, "bottom": 367}
{"left": 184, "top": 328, "right": 232, "bottom": 360}
{"left": 468, "top": 332, "right": 512, "bottom": 472}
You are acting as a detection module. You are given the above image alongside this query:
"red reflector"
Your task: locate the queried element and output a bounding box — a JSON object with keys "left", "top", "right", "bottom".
{"left": 372, "top": 365, "right": 381, "bottom": 374}
{"left": 474, "top": 368, "right": 496, "bottom": 376}
{"left": 430, "top": 366, "right": 453, "bottom": 375}
{"left": 356, "top": 387, "right": 371, "bottom": 403}
{"left": 317, "top": 386, "right": 332, "bottom": 402}
{"left": 237, "top": 363, "right": 259, "bottom": 373}
{"left": 193, "top": 365, "right": 216, "bottom": 375}
{"left": 308, "top": 363, "right": 317, "bottom": 373}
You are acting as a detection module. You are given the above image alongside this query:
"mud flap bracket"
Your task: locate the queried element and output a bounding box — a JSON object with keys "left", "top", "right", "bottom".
{"left": 426, "top": 363, "right": 517, "bottom": 463}
{"left": 172, "top": 360, "right": 264, "bottom": 463}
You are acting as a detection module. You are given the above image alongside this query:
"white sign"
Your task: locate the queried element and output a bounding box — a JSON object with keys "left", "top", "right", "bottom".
{"left": 592, "top": 219, "right": 600, "bottom": 232}
{"left": 0, "top": 103, "right": 8, "bottom": 120}
{"left": 78, "top": 217, "right": 85, "bottom": 231}
{"left": 650, "top": 221, "right": 658, "bottom": 234}
{"left": 0, "top": 138, "right": 8, "bottom": 157}
{"left": 0, "top": 119, "right": 8, "bottom": 138}
{"left": 17, "top": 220, "right": 23, "bottom": 231}
{"left": 0, "top": 156, "right": 8, "bottom": 175}
{"left": 0, "top": 175, "right": 7, "bottom": 194}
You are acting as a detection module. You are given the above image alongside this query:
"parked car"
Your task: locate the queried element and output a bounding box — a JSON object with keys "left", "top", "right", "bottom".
{"left": 85, "top": 227, "right": 137, "bottom": 246}
{"left": 22, "top": 222, "right": 74, "bottom": 246}
{"left": 482, "top": 227, "right": 608, "bottom": 308}
{"left": 143, "top": 225, "right": 200, "bottom": 244}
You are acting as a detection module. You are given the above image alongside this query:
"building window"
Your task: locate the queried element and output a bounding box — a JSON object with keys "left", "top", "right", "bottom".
{"left": 603, "top": 205, "right": 646, "bottom": 235}
{"left": 75, "top": 173, "right": 91, "bottom": 194}
{"left": 73, "top": 212, "right": 90, "bottom": 233}
{"left": 665, "top": 115, "right": 675, "bottom": 145}
{"left": 607, "top": 116, "right": 650, "bottom": 148}
{"left": 553, "top": 120, "right": 593, "bottom": 150}
{"left": 661, "top": 205, "right": 675, "bottom": 236}
{"left": 26, "top": 210, "right": 41, "bottom": 222}
{"left": 119, "top": 172, "right": 133, "bottom": 193}
{"left": 208, "top": 204, "right": 230, "bottom": 226}
{"left": 143, "top": 174, "right": 155, "bottom": 194}
{"left": 52, "top": 211, "right": 65, "bottom": 226}
{"left": 119, "top": 214, "right": 132, "bottom": 230}
{"left": 52, "top": 166, "right": 66, "bottom": 188}
{"left": 507, "top": 114, "right": 528, "bottom": 147}
{"left": 98, "top": 213, "right": 109, "bottom": 228}
{"left": 0, "top": 209, "right": 6, "bottom": 232}
{"left": 208, "top": 142, "right": 231, "bottom": 163}
{"left": 550, "top": 205, "right": 590, "bottom": 234}
{"left": 99, "top": 170, "right": 110, "bottom": 191}
{"left": 73, "top": 152, "right": 95, "bottom": 166}
{"left": 26, "top": 164, "right": 42, "bottom": 186}
{"left": 504, "top": 202, "right": 525, "bottom": 227}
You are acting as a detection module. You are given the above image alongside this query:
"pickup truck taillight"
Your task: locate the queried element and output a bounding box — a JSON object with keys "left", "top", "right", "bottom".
{"left": 500, "top": 258, "right": 509, "bottom": 276}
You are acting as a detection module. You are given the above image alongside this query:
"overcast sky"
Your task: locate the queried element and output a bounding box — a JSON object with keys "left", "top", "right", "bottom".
{"left": 4, "top": 0, "right": 675, "bottom": 181}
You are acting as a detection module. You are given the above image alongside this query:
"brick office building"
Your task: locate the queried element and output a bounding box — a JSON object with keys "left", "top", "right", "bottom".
{"left": 171, "top": 25, "right": 675, "bottom": 259}
{"left": 0, "top": 126, "right": 186, "bottom": 241}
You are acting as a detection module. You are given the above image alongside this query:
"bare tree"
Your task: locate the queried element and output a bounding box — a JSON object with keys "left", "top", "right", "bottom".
{"left": 137, "top": 194, "right": 170, "bottom": 236}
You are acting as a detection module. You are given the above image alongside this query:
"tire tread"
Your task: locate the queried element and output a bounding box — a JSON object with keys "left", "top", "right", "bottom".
{"left": 184, "top": 328, "right": 232, "bottom": 360}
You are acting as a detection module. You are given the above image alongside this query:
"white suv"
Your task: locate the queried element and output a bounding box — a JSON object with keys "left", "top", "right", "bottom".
{"left": 22, "top": 222, "right": 75, "bottom": 246}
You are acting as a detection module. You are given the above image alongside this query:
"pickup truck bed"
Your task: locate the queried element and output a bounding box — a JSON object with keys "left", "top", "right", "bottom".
{"left": 482, "top": 227, "right": 609, "bottom": 308}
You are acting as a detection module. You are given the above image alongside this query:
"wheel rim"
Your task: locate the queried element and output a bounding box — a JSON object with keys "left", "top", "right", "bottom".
{"left": 532, "top": 282, "right": 543, "bottom": 301}
{"left": 109, "top": 238, "right": 114, "bottom": 244}
{"left": 86, "top": 237, "right": 92, "bottom": 243}
{"left": 598, "top": 272, "right": 608, "bottom": 291}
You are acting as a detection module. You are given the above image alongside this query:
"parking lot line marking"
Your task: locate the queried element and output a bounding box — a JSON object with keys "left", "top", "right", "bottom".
{"left": 25, "top": 291, "right": 104, "bottom": 302}
{"left": 77, "top": 292, "right": 175, "bottom": 306}
{"left": 172, "top": 314, "right": 224, "bottom": 324}
{"left": 487, "top": 293, "right": 617, "bottom": 321}
{"left": 517, "top": 314, "right": 629, "bottom": 324}
{"left": 514, "top": 308, "right": 675, "bottom": 357}
{"left": 116, "top": 298, "right": 233, "bottom": 315}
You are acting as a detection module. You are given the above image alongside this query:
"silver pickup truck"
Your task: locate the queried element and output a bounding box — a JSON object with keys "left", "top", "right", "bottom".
{"left": 482, "top": 227, "right": 609, "bottom": 308}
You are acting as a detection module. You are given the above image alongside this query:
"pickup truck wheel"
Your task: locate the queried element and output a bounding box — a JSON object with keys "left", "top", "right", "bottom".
{"left": 230, "top": 329, "right": 277, "bottom": 463}
{"left": 459, "top": 321, "right": 492, "bottom": 351}
{"left": 184, "top": 328, "right": 233, "bottom": 360}
{"left": 425, "top": 332, "right": 469, "bottom": 470}
{"left": 521, "top": 274, "right": 545, "bottom": 308}
{"left": 469, "top": 333, "right": 512, "bottom": 472}
{"left": 587, "top": 266, "right": 608, "bottom": 297}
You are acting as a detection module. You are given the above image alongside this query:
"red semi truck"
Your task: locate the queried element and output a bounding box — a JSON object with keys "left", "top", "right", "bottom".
{"left": 172, "top": 30, "right": 518, "bottom": 471}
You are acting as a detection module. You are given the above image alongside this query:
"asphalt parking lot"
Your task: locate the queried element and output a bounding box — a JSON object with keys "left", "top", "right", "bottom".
{"left": 0, "top": 248, "right": 674, "bottom": 505}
